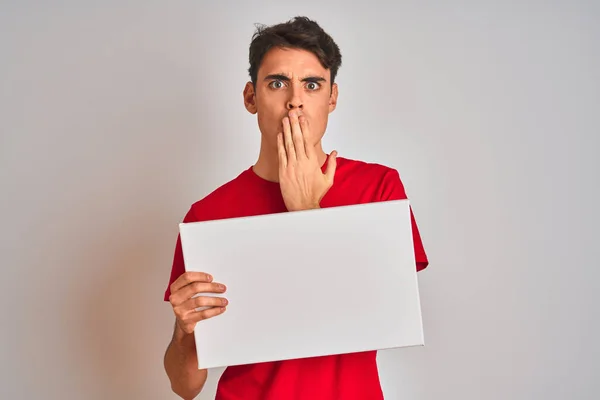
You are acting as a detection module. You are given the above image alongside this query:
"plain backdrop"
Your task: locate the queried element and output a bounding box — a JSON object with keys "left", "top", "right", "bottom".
{"left": 1, "top": 1, "right": 598, "bottom": 399}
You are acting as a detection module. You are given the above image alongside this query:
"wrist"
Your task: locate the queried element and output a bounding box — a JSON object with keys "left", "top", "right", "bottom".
{"left": 173, "top": 323, "right": 194, "bottom": 345}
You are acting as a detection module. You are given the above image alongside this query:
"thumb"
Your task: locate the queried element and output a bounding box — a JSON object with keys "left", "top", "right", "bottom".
{"left": 325, "top": 151, "right": 338, "bottom": 183}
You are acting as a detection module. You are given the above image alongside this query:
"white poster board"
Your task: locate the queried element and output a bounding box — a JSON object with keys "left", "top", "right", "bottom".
{"left": 179, "top": 199, "right": 424, "bottom": 369}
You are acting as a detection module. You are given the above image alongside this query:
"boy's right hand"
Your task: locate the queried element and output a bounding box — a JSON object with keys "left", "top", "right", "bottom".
{"left": 168, "top": 271, "right": 228, "bottom": 334}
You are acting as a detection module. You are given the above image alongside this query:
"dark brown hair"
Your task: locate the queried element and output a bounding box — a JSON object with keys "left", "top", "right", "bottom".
{"left": 248, "top": 16, "right": 342, "bottom": 86}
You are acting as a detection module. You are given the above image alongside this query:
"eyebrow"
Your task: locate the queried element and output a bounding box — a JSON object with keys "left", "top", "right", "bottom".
{"left": 264, "top": 73, "right": 327, "bottom": 83}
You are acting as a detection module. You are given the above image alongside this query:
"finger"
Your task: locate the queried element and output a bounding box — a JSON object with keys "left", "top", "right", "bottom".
{"left": 298, "top": 115, "right": 312, "bottom": 158}
{"left": 170, "top": 271, "right": 213, "bottom": 294}
{"left": 183, "top": 294, "right": 229, "bottom": 312}
{"left": 325, "top": 150, "right": 338, "bottom": 184}
{"left": 170, "top": 281, "right": 227, "bottom": 306}
{"left": 277, "top": 132, "right": 287, "bottom": 169}
{"left": 290, "top": 112, "right": 307, "bottom": 159}
{"left": 174, "top": 297, "right": 225, "bottom": 320}
{"left": 282, "top": 117, "right": 296, "bottom": 162}
{"left": 174, "top": 295, "right": 227, "bottom": 322}
{"left": 187, "top": 305, "right": 227, "bottom": 324}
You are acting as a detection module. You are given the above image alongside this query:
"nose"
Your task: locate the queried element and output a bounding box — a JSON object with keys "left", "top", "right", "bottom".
{"left": 286, "top": 84, "right": 304, "bottom": 110}
{"left": 286, "top": 99, "right": 303, "bottom": 110}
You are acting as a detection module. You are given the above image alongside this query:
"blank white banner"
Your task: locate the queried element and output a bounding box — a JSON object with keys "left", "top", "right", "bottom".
{"left": 179, "top": 199, "right": 424, "bottom": 370}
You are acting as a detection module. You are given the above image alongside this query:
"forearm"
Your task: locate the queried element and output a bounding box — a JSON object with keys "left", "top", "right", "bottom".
{"left": 164, "top": 323, "right": 208, "bottom": 399}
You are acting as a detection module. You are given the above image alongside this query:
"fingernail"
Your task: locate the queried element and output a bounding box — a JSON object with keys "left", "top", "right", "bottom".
{"left": 222, "top": 298, "right": 228, "bottom": 305}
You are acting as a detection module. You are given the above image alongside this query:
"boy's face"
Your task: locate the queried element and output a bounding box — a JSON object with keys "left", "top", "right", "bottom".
{"left": 244, "top": 47, "right": 338, "bottom": 148}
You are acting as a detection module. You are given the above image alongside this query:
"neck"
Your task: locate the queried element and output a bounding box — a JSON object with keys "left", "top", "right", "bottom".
{"left": 253, "top": 139, "right": 328, "bottom": 182}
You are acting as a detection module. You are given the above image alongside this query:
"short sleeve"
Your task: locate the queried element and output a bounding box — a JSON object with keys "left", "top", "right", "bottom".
{"left": 381, "top": 169, "right": 429, "bottom": 272}
{"left": 163, "top": 208, "right": 197, "bottom": 301}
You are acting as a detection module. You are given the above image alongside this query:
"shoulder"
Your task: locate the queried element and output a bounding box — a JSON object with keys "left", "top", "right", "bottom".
{"left": 332, "top": 156, "right": 408, "bottom": 201}
{"left": 184, "top": 168, "right": 252, "bottom": 223}
{"left": 336, "top": 156, "right": 402, "bottom": 183}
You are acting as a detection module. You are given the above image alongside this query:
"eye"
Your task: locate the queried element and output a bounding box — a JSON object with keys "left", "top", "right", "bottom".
{"left": 306, "top": 82, "right": 320, "bottom": 90}
{"left": 269, "top": 80, "right": 284, "bottom": 89}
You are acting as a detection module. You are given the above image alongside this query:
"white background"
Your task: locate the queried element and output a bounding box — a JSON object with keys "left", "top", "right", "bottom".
{"left": 1, "top": 1, "right": 598, "bottom": 399}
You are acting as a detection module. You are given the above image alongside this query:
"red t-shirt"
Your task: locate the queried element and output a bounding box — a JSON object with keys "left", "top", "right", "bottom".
{"left": 164, "top": 155, "right": 429, "bottom": 400}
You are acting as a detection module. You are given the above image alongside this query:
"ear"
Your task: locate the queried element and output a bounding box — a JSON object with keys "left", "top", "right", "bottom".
{"left": 328, "top": 82, "right": 338, "bottom": 113}
{"left": 243, "top": 81, "right": 257, "bottom": 114}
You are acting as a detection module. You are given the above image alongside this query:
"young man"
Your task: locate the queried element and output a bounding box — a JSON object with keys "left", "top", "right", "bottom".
{"left": 163, "top": 16, "right": 429, "bottom": 400}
